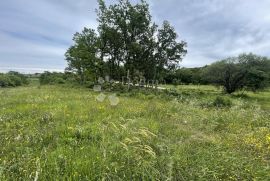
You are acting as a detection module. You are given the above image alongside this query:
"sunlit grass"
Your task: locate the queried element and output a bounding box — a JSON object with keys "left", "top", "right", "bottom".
{"left": 0, "top": 85, "right": 269, "bottom": 180}
{"left": 246, "top": 89, "right": 270, "bottom": 110}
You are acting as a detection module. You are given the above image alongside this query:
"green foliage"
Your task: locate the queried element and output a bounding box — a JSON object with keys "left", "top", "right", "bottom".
{"left": 202, "top": 53, "right": 270, "bottom": 93}
{"left": 0, "top": 74, "right": 12, "bottom": 87}
{"left": 212, "top": 96, "right": 232, "bottom": 108}
{"left": 39, "top": 72, "right": 73, "bottom": 85}
{"left": 163, "top": 53, "right": 270, "bottom": 92}
{"left": 239, "top": 53, "right": 270, "bottom": 91}
{"left": 164, "top": 67, "right": 206, "bottom": 85}
{"left": 172, "top": 78, "right": 180, "bottom": 86}
{"left": 0, "top": 72, "right": 29, "bottom": 87}
{"left": 203, "top": 59, "right": 245, "bottom": 93}
{"left": 176, "top": 68, "right": 193, "bottom": 84}
{"left": 66, "top": 0, "right": 187, "bottom": 83}
{"left": 155, "top": 21, "right": 187, "bottom": 79}
{"left": 65, "top": 28, "right": 101, "bottom": 84}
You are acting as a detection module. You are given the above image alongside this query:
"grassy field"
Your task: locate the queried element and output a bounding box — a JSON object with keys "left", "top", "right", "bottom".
{"left": 0, "top": 84, "right": 270, "bottom": 180}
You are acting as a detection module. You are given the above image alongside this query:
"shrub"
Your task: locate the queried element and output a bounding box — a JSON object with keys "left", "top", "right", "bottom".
{"left": 0, "top": 72, "right": 29, "bottom": 87}
{"left": 202, "top": 53, "right": 270, "bottom": 94}
{"left": 8, "top": 71, "right": 29, "bottom": 85}
{"left": 55, "top": 77, "right": 65, "bottom": 84}
{"left": 0, "top": 74, "right": 12, "bottom": 87}
{"left": 212, "top": 96, "right": 232, "bottom": 108}
{"left": 111, "top": 83, "right": 129, "bottom": 92}
{"left": 39, "top": 72, "right": 67, "bottom": 85}
{"left": 8, "top": 75, "right": 22, "bottom": 86}
{"left": 172, "top": 79, "right": 180, "bottom": 86}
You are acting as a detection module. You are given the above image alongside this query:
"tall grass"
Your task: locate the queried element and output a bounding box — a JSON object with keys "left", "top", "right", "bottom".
{"left": 0, "top": 85, "right": 269, "bottom": 180}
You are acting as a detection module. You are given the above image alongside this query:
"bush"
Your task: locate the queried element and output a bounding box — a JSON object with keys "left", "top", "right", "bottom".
{"left": 212, "top": 96, "right": 232, "bottom": 108}
{"left": 202, "top": 53, "right": 270, "bottom": 94}
{"left": 0, "top": 74, "right": 12, "bottom": 87}
{"left": 99, "top": 82, "right": 129, "bottom": 92}
{"left": 8, "top": 75, "right": 22, "bottom": 86}
{"left": 112, "top": 83, "right": 129, "bottom": 92}
{"left": 39, "top": 72, "right": 67, "bottom": 85}
{"left": 0, "top": 72, "right": 29, "bottom": 87}
{"left": 172, "top": 79, "right": 180, "bottom": 86}
{"left": 55, "top": 77, "right": 65, "bottom": 84}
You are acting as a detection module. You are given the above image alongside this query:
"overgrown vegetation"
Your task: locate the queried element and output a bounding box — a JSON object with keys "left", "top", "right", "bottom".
{"left": 203, "top": 53, "right": 270, "bottom": 93}
{"left": 164, "top": 53, "right": 270, "bottom": 94}
{"left": 1, "top": 0, "right": 270, "bottom": 180}
{"left": 39, "top": 72, "right": 69, "bottom": 85}
{"left": 212, "top": 96, "right": 232, "bottom": 108}
{"left": 1, "top": 84, "right": 269, "bottom": 180}
{"left": 0, "top": 71, "right": 29, "bottom": 87}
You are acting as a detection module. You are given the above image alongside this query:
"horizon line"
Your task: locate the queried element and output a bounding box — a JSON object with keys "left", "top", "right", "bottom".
{"left": 0, "top": 67, "right": 65, "bottom": 74}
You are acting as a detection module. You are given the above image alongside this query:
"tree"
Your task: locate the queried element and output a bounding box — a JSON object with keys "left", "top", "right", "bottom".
{"left": 175, "top": 68, "right": 193, "bottom": 84}
{"left": 155, "top": 21, "right": 187, "bottom": 80}
{"left": 96, "top": 0, "right": 158, "bottom": 80}
{"left": 203, "top": 53, "right": 270, "bottom": 93}
{"left": 203, "top": 58, "right": 247, "bottom": 94}
{"left": 66, "top": 0, "right": 187, "bottom": 83}
{"left": 65, "top": 28, "right": 100, "bottom": 83}
{"left": 238, "top": 53, "right": 270, "bottom": 91}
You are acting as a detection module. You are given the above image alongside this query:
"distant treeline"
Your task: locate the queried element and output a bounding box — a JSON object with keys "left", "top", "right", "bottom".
{"left": 38, "top": 53, "right": 270, "bottom": 94}
{"left": 2, "top": 52, "right": 269, "bottom": 95}
{"left": 0, "top": 71, "right": 29, "bottom": 87}
{"left": 166, "top": 53, "right": 270, "bottom": 93}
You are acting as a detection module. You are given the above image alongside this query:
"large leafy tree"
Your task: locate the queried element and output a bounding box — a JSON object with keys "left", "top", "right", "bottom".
{"left": 238, "top": 53, "right": 270, "bottom": 91}
{"left": 203, "top": 53, "right": 270, "bottom": 93}
{"left": 96, "top": 0, "right": 158, "bottom": 79}
{"left": 66, "top": 0, "right": 187, "bottom": 82}
{"left": 155, "top": 21, "right": 187, "bottom": 80}
{"left": 65, "top": 28, "right": 101, "bottom": 83}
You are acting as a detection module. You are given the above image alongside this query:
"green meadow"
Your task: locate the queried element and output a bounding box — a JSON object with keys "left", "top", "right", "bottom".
{"left": 0, "top": 84, "right": 270, "bottom": 180}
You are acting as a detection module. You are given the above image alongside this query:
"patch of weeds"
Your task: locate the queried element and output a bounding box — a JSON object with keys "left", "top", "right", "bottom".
{"left": 39, "top": 112, "right": 53, "bottom": 124}
{"left": 199, "top": 101, "right": 213, "bottom": 108}
{"left": 233, "top": 93, "right": 249, "bottom": 99}
{"left": 212, "top": 96, "right": 232, "bottom": 108}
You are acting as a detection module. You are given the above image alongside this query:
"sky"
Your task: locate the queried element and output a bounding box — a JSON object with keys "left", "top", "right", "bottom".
{"left": 1, "top": 0, "right": 270, "bottom": 73}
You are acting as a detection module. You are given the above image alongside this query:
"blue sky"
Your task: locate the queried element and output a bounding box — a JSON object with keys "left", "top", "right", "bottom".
{"left": 1, "top": 0, "right": 270, "bottom": 73}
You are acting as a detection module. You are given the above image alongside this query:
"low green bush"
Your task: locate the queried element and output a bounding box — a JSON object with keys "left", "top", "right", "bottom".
{"left": 212, "top": 96, "right": 232, "bottom": 108}
{"left": 0, "top": 72, "right": 29, "bottom": 87}
{"left": 39, "top": 72, "right": 67, "bottom": 85}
